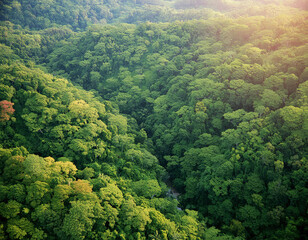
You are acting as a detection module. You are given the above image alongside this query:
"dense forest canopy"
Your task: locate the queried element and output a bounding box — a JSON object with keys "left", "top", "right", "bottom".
{"left": 0, "top": 0, "right": 307, "bottom": 239}
{"left": 1, "top": 0, "right": 307, "bottom": 30}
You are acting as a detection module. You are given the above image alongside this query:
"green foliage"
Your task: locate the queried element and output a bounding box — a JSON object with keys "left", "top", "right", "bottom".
{"left": 0, "top": 1, "right": 307, "bottom": 239}
{"left": 0, "top": 149, "right": 202, "bottom": 239}
{"left": 0, "top": 0, "right": 222, "bottom": 31}
{"left": 132, "top": 179, "right": 162, "bottom": 198}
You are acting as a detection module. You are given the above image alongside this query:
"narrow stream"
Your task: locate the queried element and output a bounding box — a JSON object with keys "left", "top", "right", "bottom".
{"left": 165, "top": 180, "right": 183, "bottom": 210}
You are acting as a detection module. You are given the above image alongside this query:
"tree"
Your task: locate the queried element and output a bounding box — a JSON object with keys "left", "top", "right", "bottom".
{"left": 108, "top": 114, "right": 128, "bottom": 135}
{"left": 259, "top": 89, "right": 283, "bottom": 110}
{"left": 237, "top": 205, "right": 261, "bottom": 235}
{"left": 31, "top": 204, "right": 61, "bottom": 234}
{"left": 0, "top": 84, "right": 15, "bottom": 101}
{"left": 120, "top": 198, "right": 151, "bottom": 233}
{"left": 6, "top": 218, "right": 37, "bottom": 240}
{"left": 3, "top": 155, "right": 25, "bottom": 183}
{"left": 180, "top": 210, "right": 199, "bottom": 239}
{"left": 71, "top": 180, "right": 93, "bottom": 195}
{"left": 51, "top": 185, "right": 72, "bottom": 211}
{"left": 132, "top": 179, "right": 162, "bottom": 198}
{"left": 7, "top": 184, "right": 26, "bottom": 203}
{"left": 23, "top": 155, "right": 50, "bottom": 183}
{"left": 0, "top": 200, "right": 22, "bottom": 219}
{"left": 26, "top": 181, "right": 50, "bottom": 208}
{"left": 68, "top": 100, "right": 99, "bottom": 124}
{"left": 98, "top": 183, "right": 123, "bottom": 208}
{"left": 279, "top": 106, "right": 304, "bottom": 130}
{"left": 61, "top": 200, "right": 100, "bottom": 240}
{"left": 0, "top": 100, "right": 15, "bottom": 122}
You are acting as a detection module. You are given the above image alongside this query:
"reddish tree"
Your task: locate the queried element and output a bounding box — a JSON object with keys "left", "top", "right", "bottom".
{"left": 0, "top": 100, "right": 15, "bottom": 122}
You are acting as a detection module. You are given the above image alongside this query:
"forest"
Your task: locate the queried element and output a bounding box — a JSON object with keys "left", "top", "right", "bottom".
{"left": 0, "top": 0, "right": 307, "bottom": 239}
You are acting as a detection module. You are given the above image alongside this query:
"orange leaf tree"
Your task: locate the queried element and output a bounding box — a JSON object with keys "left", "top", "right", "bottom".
{"left": 0, "top": 100, "right": 15, "bottom": 121}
